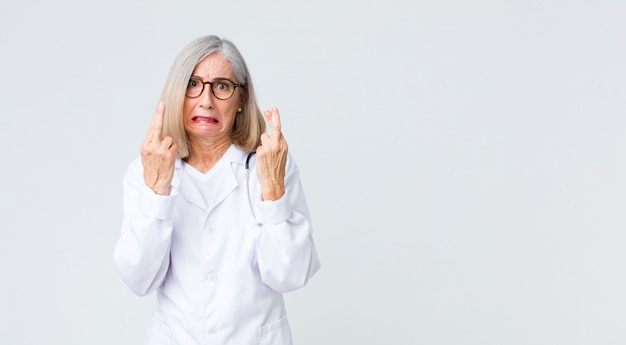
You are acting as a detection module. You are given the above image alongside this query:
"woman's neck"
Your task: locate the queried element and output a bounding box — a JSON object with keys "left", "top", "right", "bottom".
{"left": 185, "top": 137, "right": 232, "bottom": 173}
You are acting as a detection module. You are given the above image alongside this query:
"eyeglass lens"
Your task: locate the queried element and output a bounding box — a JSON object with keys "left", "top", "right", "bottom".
{"left": 186, "top": 78, "right": 236, "bottom": 100}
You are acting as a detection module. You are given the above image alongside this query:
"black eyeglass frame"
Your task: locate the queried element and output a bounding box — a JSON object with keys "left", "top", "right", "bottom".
{"left": 185, "top": 76, "right": 240, "bottom": 100}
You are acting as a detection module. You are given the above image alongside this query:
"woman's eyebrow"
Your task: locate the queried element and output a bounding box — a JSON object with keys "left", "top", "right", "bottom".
{"left": 190, "top": 75, "right": 232, "bottom": 81}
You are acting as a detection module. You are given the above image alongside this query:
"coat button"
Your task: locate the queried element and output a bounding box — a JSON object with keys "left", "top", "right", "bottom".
{"left": 207, "top": 327, "right": 217, "bottom": 335}
{"left": 205, "top": 226, "right": 215, "bottom": 234}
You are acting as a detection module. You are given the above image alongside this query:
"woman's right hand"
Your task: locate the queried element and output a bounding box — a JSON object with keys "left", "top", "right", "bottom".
{"left": 140, "top": 102, "right": 178, "bottom": 195}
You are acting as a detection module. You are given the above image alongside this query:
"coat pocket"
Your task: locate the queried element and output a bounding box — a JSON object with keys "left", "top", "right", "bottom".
{"left": 258, "top": 315, "right": 293, "bottom": 345}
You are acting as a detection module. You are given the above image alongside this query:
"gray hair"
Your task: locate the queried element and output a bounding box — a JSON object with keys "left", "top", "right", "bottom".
{"left": 159, "top": 35, "right": 265, "bottom": 157}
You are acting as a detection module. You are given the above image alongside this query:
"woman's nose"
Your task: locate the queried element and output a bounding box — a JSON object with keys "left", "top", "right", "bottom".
{"left": 199, "top": 85, "right": 215, "bottom": 109}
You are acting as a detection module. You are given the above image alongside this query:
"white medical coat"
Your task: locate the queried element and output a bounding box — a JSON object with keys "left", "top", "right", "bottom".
{"left": 114, "top": 144, "right": 320, "bottom": 345}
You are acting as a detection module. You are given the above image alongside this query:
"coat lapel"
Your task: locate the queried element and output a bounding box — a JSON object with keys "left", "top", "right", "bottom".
{"left": 173, "top": 159, "right": 208, "bottom": 210}
{"left": 172, "top": 145, "right": 247, "bottom": 212}
{"left": 209, "top": 145, "right": 245, "bottom": 212}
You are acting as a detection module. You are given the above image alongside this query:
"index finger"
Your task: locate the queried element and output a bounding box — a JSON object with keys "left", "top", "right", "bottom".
{"left": 264, "top": 106, "right": 282, "bottom": 139}
{"left": 146, "top": 102, "right": 166, "bottom": 140}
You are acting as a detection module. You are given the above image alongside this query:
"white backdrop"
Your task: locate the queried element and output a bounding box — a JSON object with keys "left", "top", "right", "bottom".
{"left": 1, "top": 0, "right": 626, "bottom": 344}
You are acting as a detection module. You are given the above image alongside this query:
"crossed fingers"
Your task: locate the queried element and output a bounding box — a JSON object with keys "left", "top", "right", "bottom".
{"left": 256, "top": 107, "right": 288, "bottom": 201}
{"left": 140, "top": 102, "right": 178, "bottom": 195}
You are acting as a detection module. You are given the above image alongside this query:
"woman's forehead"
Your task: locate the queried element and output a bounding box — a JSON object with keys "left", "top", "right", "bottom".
{"left": 192, "top": 54, "right": 234, "bottom": 79}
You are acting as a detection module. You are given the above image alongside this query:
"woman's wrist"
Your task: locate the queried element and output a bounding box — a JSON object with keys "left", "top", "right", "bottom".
{"left": 261, "top": 183, "right": 285, "bottom": 201}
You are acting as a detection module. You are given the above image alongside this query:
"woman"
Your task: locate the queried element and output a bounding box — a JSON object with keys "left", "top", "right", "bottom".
{"left": 114, "top": 35, "right": 320, "bottom": 345}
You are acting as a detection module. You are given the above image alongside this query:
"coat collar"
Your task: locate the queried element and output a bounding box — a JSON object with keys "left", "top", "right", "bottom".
{"left": 172, "top": 144, "right": 250, "bottom": 212}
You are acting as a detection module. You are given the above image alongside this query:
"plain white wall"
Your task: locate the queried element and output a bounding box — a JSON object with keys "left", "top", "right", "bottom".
{"left": 1, "top": 0, "right": 626, "bottom": 344}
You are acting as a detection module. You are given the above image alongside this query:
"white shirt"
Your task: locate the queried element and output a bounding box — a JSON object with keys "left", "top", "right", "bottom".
{"left": 114, "top": 144, "right": 320, "bottom": 345}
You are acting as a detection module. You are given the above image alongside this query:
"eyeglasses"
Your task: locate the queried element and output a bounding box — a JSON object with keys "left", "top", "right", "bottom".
{"left": 185, "top": 76, "right": 240, "bottom": 100}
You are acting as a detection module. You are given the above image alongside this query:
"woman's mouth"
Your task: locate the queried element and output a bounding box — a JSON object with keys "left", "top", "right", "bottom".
{"left": 191, "top": 116, "right": 219, "bottom": 124}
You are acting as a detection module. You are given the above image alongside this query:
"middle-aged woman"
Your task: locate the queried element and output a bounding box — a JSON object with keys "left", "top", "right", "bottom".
{"left": 113, "top": 35, "right": 320, "bottom": 345}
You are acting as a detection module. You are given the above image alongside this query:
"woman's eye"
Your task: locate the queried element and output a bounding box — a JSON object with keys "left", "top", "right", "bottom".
{"left": 188, "top": 80, "right": 199, "bottom": 87}
{"left": 217, "top": 82, "right": 229, "bottom": 90}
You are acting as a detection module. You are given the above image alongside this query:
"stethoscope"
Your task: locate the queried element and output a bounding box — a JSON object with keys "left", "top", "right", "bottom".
{"left": 245, "top": 152, "right": 261, "bottom": 225}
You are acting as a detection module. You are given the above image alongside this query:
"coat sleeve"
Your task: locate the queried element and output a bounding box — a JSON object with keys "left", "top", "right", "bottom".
{"left": 255, "top": 155, "right": 321, "bottom": 293}
{"left": 113, "top": 158, "right": 176, "bottom": 296}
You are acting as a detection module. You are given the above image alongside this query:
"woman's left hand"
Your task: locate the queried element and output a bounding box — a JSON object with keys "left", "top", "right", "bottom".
{"left": 256, "top": 107, "right": 288, "bottom": 201}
